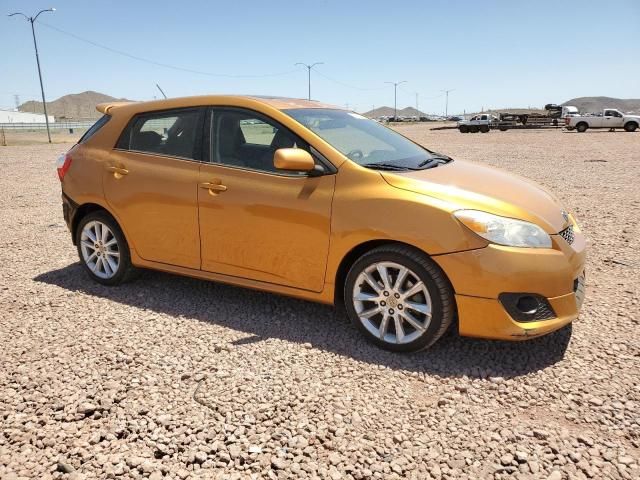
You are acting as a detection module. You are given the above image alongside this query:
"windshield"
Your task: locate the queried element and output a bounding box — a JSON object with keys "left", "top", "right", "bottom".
{"left": 284, "top": 108, "right": 446, "bottom": 169}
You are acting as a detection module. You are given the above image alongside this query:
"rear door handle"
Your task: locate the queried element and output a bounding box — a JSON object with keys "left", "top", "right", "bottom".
{"left": 106, "top": 165, "right": 129, "bottom": 176}
{"left": 200, "top": 182, "right": 227, "bottom": 193}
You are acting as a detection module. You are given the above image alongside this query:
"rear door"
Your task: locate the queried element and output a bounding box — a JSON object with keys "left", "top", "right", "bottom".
{"left": 197, "top": 108, "right": 335, "bottom": 292}
{"left": 104, "top": 108, "right": 205, "bottom": 269}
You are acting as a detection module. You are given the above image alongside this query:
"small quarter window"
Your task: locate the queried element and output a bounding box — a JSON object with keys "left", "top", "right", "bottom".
{"left": 78, "top": 114, "right": 110, "bottom": 144}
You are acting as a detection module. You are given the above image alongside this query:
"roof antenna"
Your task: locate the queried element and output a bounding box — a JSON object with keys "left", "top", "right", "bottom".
{"left": 156, "top": 84, "right": 167, "bottom": 99}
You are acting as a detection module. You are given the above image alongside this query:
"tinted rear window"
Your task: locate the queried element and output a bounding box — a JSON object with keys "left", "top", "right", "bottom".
{"left": 116, "top": 108, "right": 202, "bottom": 160}
{"left": 78, "top": 114, "right": 110, "bottom": 144}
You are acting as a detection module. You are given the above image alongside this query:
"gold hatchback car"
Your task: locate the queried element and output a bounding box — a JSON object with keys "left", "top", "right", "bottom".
{"left": 58, "top": 95, "right": 586, "bottom": 352}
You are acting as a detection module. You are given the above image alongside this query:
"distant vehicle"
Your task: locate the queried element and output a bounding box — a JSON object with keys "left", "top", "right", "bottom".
{"left": 566, "top": 109, "right": 640, "bottom": 132}
{"left": 545, "top": 104, "right": 579, "bottom": 120}
{"left": 457, "top": 114, "right": 498, "bottom": 133}
{"left": 447, "top": 116, "right": 463, "bottom": 122}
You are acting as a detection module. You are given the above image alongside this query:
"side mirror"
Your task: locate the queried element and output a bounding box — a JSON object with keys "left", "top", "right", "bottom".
{"left": 273, "top": 148, "right": 316, "bottom": 173}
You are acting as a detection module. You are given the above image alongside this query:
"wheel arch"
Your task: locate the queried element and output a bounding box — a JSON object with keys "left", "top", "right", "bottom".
{"left": 334, "top": 239, "right": 447, "bottom": 305}
{"left": 71, "top": 202, "right": 122, "bottom": 245}
{"left": 624, "top": 120, "right": 638, "bottom": 130}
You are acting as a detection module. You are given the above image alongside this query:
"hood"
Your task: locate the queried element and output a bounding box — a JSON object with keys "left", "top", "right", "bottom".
{"left": 381, "top": 160, "right": 569, "bottom": 233}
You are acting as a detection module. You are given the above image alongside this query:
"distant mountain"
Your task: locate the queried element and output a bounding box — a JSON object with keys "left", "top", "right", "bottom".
{"left": 562, "top": 97, "right": 640, "bottom": 114}
{"left": 19, "top": 91, "right": 133, "bottom": 120}
{"left": 364, "top": 106, "right": 427, "bottom": 118}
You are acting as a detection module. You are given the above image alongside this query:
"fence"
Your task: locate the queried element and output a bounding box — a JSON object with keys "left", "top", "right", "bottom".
{"left": 0, "top": 121, "right": 95, "bottom": 130}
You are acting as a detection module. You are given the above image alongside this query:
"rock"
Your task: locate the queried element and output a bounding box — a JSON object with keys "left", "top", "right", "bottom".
{"left": 57, "top": 461, "right": 75, "bottom": 473}
{"left": 547, "top": 471, "right": 562, "bottom": 480}
{"left": 501, "top": 453, "right": 514, "bottom": 466}
{"left": 77, "top": 403, "right": 97, "bottom": 416}
{"left": 271, "top": 457, "right": 289, "bottom": 470}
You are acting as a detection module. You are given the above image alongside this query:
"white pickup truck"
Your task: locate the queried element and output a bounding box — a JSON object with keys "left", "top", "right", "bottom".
{"left": 566, "top": 109, "right": 640, "bottom": 132}
{"left": 457, "top": 114, "right": 498, "bottom": 133}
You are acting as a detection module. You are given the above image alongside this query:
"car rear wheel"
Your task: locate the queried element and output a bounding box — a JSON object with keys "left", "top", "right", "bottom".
{"left": 469, "top": 125, "right": 479, "bottom": 133}
{"left": 458, "top": 125, "right": 469, "bottom": 133}
{"left": 576, "top": 123, "right": 588, "bottom": 133}
{"left": 76, "top": 211, "right": 134, "bottom": 286}
{"left": 344, "top": 245, "right": 455, "bottom": 352}
{"left": 624, "top": 122, "right": 638, "bottom": 132}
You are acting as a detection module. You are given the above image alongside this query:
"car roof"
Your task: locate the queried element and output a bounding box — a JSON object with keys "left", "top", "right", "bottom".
{"left": 96, "top": 95, "right": 341, "bottom": 116}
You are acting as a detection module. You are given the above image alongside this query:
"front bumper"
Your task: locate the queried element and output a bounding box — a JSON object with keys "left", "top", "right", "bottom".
{"left": 433, "top": 232, "right": 586, "bottom": 340}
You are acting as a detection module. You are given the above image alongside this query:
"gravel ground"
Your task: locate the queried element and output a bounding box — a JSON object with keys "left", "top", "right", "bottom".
{"left": 1, "top": 128, "right": 638, "bottom": 480}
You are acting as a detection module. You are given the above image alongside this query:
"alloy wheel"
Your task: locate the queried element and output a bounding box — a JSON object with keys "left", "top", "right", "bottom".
{"left": 80, "top": 220, "right": 120, "bottom": 279}
{"left": 352, "top": 261, "right": 432, "bottom": 345}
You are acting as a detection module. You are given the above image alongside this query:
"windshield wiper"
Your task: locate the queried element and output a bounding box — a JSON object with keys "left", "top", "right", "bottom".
{"left": 363, "top": 162, "right": 411, "bottom": 171}
{"left": 417, "top": 156, "right": 451, "bottom": 169}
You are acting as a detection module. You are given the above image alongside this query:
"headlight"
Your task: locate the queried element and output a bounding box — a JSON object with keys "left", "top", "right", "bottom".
{"left": 454, "top": 210, "right": 552, "bottom": 248}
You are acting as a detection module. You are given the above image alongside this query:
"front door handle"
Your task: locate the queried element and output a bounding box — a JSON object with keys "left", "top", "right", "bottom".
{"left": 200, "top": 181, "right": 227, "bottom": 194}
{"left": 106, "top": 165, "right": 129, "bottom": 177}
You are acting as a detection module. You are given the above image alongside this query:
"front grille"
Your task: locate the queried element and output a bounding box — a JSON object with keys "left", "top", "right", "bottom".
{"left": 559, "top": 225, "right": 575, "bottom": 245}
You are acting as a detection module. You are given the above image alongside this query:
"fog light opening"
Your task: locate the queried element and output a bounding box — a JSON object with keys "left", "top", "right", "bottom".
{"left": 516, "top": 295, "right": 540, "bottom": 314}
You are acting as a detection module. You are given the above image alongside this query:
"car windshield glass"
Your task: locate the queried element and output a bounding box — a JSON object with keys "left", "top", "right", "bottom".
{"left": 284, "top": 108, "right": 443, "bottom": 169}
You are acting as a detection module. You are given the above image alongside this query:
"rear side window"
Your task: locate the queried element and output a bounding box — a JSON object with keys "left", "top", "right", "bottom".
{"left": 117, "top": 108, "right": 203, "bottom": 160}
{"left": 78, "top": 114, "right": 110, "bottom": 144}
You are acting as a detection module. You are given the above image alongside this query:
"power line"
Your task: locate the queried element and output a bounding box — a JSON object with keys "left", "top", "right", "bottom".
{"left": 312, "top": 68, "right": 387, "bottom": 91}
{"left": 37, "top": 21, "right": 299, "bottom": 79}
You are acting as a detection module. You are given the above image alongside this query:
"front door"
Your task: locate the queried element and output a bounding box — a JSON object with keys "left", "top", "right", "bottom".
{"left": 603, "top": 110, "right": 624, "bottom": 128}
{"left": 103, "top": 108, "right": 205, "bottom": 269}
{"left": 198, "top": 108, "right": 335, "bottom": 292}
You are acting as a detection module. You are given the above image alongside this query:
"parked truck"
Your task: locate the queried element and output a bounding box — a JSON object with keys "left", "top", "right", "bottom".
{"left": 458, "top": 104, "right": 579, "bottom": 133}
{"left": 566, "top": 109, "right": 640, "bottom": 132}
{"left": 457, "top": 114, "right": 498, "bottom": 133}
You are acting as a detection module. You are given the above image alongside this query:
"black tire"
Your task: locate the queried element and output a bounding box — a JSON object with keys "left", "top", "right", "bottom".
{"left": 458, "top": 125, "right": 469, "bottom": 133}
{"left": 75, "top": 210, "right": 135, "bottom": 286}
{"left": 469, "top": 125, "right": 479, "bottom": 133}
{"left": 344, "top": 244, "right": 455, "bottom": 353}
{"left": 624, "top": 122, "right": 638, "bottom": 132}
{"left": 479, "top": 125, "right": 490, "bottom": 133}
{"left": 576, "top": 122, "right": 588, "bottom": 133}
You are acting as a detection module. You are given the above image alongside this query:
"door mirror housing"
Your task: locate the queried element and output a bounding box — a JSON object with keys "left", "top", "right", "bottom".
{"left": 273, "top": 148, "right": 316, "bottom": 173}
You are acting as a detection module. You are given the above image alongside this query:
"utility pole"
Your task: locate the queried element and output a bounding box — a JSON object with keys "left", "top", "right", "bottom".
{"left": 14, "top": 95, "right": 20, "bottom": 111}
{"left": 295, "top": 62, "right": 324, "bottom": 100}
{"left": 441, "top": 89, "right": 454, "bottom": 118}
{"left": 385, "top": 81, "right": 407, "bottom": 120}
{"left": 9, "top": 8, "right": 56, "bottom": 143}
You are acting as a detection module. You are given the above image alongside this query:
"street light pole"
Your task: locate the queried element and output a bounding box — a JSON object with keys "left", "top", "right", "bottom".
{"left": 441, "top": 89, "right": 454, "bottom": 118}
{"left": 385, "top": 81, "right": 407, "bottom": 121}
{"left": 295, "top": 62, "right": 324, "bottom": 100}
{"left": 9, "top": 8, "right": 56, "bottom": 143}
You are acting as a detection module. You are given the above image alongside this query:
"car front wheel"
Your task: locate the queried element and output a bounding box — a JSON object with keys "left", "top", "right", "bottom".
{"left": 76, "top": 211, "right": 134, "bottom": 286}
{"left": 344, "top": 245, "right": 455, "bottom": 352}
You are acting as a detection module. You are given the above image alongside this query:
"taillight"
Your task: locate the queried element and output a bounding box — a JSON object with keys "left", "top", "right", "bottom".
{"left": 57, "top": 153, "right": 72, "bottom": 181}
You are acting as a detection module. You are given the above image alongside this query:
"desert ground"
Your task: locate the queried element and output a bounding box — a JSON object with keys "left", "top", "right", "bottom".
{"left": 0, "top": 127, "right": 638, "bottom": 480}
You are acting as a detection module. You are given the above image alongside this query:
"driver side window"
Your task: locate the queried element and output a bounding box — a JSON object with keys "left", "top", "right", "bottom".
{"left": 210, "top": 109, "right": 308, "bottom": 174}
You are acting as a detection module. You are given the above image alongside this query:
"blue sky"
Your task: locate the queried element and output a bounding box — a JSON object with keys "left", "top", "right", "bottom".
{"left": 2, "top": 0, "right": 639, "bottom": 114}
